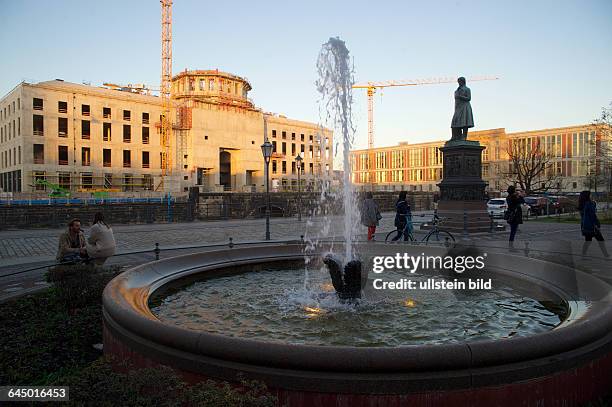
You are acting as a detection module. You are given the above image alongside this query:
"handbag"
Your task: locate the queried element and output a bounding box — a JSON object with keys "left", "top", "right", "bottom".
{"left": 376, "top": 210, "right": 382, "bottom": 221}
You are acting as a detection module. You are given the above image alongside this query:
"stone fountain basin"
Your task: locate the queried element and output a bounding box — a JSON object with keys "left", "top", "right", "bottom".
{"left": 102, "top": 242, "right": 612, "bottom": 404}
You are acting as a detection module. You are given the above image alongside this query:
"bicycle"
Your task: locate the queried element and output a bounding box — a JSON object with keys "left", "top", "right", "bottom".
{"left": 385, "top": 214, "right": 455, "bottom": 246}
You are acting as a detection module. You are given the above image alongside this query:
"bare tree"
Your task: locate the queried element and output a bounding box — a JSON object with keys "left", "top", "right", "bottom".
{"left": 590, "top": 102, "right": 612, "bottom": 194}
{"left": 504, "top": 139, "right": 561, "bottom": 195}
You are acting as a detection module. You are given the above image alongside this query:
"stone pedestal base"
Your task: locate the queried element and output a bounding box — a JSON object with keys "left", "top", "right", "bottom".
{"left": 437, "top": 140, "right": 492, "bottom": 234}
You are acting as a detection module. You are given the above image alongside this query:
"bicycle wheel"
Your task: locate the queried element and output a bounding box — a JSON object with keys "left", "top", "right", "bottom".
{"left": 425, "top": 230, "right": 455, "bottom": 246}
{"left": 385, "top": 229, "right": 401, "bottom": 243}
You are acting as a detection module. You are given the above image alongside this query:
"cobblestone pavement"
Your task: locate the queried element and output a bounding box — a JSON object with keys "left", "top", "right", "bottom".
{"left": 1, "top": 212, "right": 610, "bottom": 301}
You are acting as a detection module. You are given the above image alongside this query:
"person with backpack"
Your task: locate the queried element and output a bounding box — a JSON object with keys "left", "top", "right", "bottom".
{"left": 505, "top": 185, "right": 525, "bottom": 249}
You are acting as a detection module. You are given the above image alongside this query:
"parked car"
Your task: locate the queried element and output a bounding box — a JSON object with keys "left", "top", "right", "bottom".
{"left": 523, "top": 196, "right": 550, "bottom": 215}
{"left": 487, "top": 198, "right": 530, "bottom": 218}
{"left": 548, "top": 196, "right": 577, "bottom": 214}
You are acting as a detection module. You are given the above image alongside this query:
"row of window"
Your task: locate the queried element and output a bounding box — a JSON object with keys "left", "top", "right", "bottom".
{"left": 32, "top": 145, "right": 151, "bottom": 168}
{"left": 35, "top": 98, "right": 150, "bottom": 123}
{"left": 0, "top": 118, "right": 21, "bottom": 143}
{"left": 31, "top": 115, "right": 150, "bottom": 143}
{"left": 0, "top": 98, "right": 21, "bottom": 122}
{"left": 32, "top": 172, "right": 154, "bottom": 192}
{"left": 270, "top": 160, "right": 316, "bottom": 175}
{"left": 271, "top": 129, "right": 325, "bottom": 143}
{"left": 176, "top": 77, "right": 246, "bottom": 98}
{"left": 1, "top": 146, "right": 22, "bottom": 169}
{"left": 271, "top": 140, "right": 330, "bottom": 158}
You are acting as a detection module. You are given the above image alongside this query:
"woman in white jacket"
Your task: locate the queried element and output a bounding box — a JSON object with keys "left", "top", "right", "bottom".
{"left": 86, "top": 212, "right": 116, "bottom": 265}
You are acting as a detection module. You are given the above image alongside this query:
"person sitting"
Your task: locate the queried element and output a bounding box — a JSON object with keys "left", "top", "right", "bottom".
{"left": 86, "top": 212, "right": 116, "bottom": 265}
{"left": 56, "top": 218, "right": 87, "bottom": 263}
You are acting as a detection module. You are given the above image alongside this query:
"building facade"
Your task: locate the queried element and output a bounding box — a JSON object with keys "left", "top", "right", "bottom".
{"left": 350, "top": 125, "right": 610, "bottom": 194}
{"left": 0, "top": 70, "right": 333, "bottom": 195}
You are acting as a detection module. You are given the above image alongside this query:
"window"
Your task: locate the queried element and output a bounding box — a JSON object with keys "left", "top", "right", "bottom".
{"left": 282, "top": 131, "right": 286, "bottom": 139}
{"left": 17, "top": 118, "right": 20, "bottom": 136}
{"left": 141, "top": 112, "right": 150, "bottom": 124}
{"left": 272, "top": 141, "right": 277, "bottom": 152}
{"left": 209, "top": 79, "right": 214, "bottom": 90}
{"left": 103, "top": 107, "right": 111, "bottom": 119}
{"left": 292, "top": 162, "right": 296, "bottom": 174}
{"left": 33, "top": 115, "right": 44, "bottom": 136}
{"left": 272, "top": 160, "right": 277, "bottom": 174}
{"left": 292, "top": 143, "right": 296, "bottom": 155}
{"left": 199, "top": 79, "right": 205, "bottom": 90}
{"left": 81, "top": 147, "right": 91, "bottom": 166}
{"left": 17, "top": 98, "right": 20, "bottom": 110}
{"left": 142, "top": 151, "right": 150, "bottom": 168}
{"left": 81, "top": 104, "right": 90, "bottom": 116}
{"left": 282, "top": 161, "right": 287, "bottom": 174}
{"left": 142, "top": 127, "right": 149, "bottom": 144}
{"left": 300, "top": 133, "right": 304, "bottom": 141}
{"left": 33, "top": 144, "right": 44, "bottom": 164}
{"left": 104, "top": 173, "right": 113, "bottom": 189}
{"left": 81, "top": 120, "right": 91, "bottom": 139}
{"left": 33, "top": 98, "right": 43, "bottom": 110}
{"left": 309, "top": 163, "right": 313, "bottom": 174}
{"left": 58, "top": 172, "right": 70, "bottom": 190}
{"left": 123, "top": 125, "right": 131, "bottom": 143}
{"left": 282, "top": 142, "right": 286, "bottom": 155}
{"left": 103, "top": 149, "right": 111, "bottom": 167}
{"left": 143, "top": 174, "right": 153, "bottom": 190}
{"left": 272, "top": 130, "right": 276, "bottom": 138}
{"left": 58, "top": 101, "right": 68, "bottom": 113}
{"left": 81, "top": 173, "right": 93, "bottom": 189}
{"left": 123, "top": 150, "right": 131, "bottom": 167}
{"left": 103, "top": 123, "right": 111, "bottom": 141}
{"left": 292, "top": 132, "right": 295, "bottom": 140}
{"left": 58, "top": 146, "right": 68, "bottom": 165}
{"left": 123, "top": 110, "right": 131, "bottom": 121}
{"left": 34, "top": 171, "right": 46, "bottom": 190}
{"left": 123, "top": 174, "right": 133, "bottom": 192}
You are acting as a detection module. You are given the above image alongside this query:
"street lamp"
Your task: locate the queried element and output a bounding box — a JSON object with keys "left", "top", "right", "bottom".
{"left": 261, "top": 140, "right": 273, "bottom": 240}
{"left": 295, "top": 154, "right": 303, "bottom": 221}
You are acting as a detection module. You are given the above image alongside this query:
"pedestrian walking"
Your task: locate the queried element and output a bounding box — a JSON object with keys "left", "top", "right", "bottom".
{"left": 393, "top": 191, "right": 412, "bottom": 241}
{"left": 361, "top": 192, "right": 381, "bottom": 241}
{"left": 505, "top": 185, "right": 524, "bottom": 249}
{"left": 578, "top": 190, "right": 609, "bottom": 258}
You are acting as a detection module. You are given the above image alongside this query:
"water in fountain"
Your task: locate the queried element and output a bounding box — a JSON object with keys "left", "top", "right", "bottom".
{"left": 315, "top": 36, "right": 358, "bottom": 263}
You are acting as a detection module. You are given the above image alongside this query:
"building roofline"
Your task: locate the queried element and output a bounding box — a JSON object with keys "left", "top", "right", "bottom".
{"left": 173, "top": 69, "right": 252, "bottom": 91}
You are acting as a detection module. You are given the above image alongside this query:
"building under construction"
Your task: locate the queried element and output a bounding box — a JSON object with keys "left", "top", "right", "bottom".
{"left": 0, "top": 71, "right": 333, "bottom": 196}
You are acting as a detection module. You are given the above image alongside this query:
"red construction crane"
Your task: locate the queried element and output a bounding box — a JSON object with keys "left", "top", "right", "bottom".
{"left": 352, "top": 75, "right": 500, "bottom": 149}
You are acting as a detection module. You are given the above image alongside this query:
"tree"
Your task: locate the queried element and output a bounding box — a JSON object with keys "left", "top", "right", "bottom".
{"left": 504, "top": 138, "right": 561, "bottom": 195}
{"left": 590, "top": 102, "right": 612, "bottom": 194}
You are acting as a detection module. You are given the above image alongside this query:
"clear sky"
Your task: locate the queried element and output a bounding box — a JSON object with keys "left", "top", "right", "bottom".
{"left": 1, "top": 0, "right": 611, "bottom": 150}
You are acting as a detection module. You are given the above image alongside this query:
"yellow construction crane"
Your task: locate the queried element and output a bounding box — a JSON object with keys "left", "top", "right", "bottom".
{"left": 352, "top": 75, "right": 500, "bottom": 149}
{"left": 158, "top": 0, "right": 173, "bottom": 191}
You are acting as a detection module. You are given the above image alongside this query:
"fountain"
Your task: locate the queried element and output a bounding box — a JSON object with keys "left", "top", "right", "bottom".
{"left": 102, "top": 38, "right": 612, "bottom": 405}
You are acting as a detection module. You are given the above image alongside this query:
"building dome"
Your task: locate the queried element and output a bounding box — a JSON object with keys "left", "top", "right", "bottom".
{"left": 171, "top": 69, "right": 254, "bottom": 110}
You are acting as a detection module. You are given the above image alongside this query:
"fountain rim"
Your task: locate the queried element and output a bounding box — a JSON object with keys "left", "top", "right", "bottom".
{"left": 102, "top": 241, "right": 612, "bottom": 375}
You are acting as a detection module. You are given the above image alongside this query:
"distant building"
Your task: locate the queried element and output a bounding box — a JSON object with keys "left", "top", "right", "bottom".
{"left": 0, "top": 70, "right": 333, "bottom": 195}
{"left": 350, "top": 125, "right": 610, "bottom": 194}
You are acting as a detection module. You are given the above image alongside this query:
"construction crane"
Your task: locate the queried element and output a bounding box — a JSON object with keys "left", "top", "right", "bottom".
{"left": 158, "top": 0, "right": 173, "bottom": 191}
{"left": 352, "top": 76, "right": 500, "bottom": 149}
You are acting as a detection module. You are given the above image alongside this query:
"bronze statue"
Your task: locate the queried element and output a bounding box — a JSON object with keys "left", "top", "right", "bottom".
{"left": 450, "top": 77, "right": 474, "bottom": 141}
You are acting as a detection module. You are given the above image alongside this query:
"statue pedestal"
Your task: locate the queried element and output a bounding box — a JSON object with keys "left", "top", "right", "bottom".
{"left": 436, "top": 140, "right": 491, "bottom": 233}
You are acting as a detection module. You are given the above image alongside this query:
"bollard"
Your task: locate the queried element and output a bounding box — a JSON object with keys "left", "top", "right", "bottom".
{"left": 489, "top": 212, "right": 494, "bottom": 233}
{"left": 154, "top": 243, "right": 160, "bottom": 260}
{"left": 300, "top": 235, "right": 304, "bottom": 243}
{"left": 462, "top": 209, "right": 468, "bottom": 238}
{"left": 228, "top": 237, "right": 234, "bottom": 248}
{"left": 524, "top": 241, "right": 530, "bottom": 257}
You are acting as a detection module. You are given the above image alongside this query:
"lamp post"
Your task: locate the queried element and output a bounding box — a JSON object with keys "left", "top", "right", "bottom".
{"left": 295, "top": 154, "right": 303, "bottom": 221}
{"left": 261, "top": 140, "right": 273, "bottom": 240}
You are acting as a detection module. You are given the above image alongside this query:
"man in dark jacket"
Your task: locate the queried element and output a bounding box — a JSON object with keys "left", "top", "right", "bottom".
{"left": 392, "top": 191, "right": 412, "bottom": 241}
{"left": 506, "top": 185, "right": 524, "bottom": 249}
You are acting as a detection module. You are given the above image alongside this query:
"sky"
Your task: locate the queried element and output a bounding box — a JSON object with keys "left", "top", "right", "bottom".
{"left": 1, "top": 0, "right": 611, "bottom": 151}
